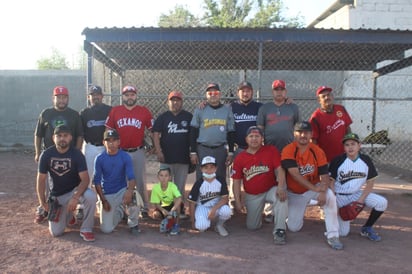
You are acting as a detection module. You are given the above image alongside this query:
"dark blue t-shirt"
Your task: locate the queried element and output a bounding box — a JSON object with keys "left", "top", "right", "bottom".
{"left": 39, "top": 146, "right": 88, "bottom": 196}
{"left": 153, "top": 110, "right": 193, "bottom": 164}
{"left": 231, "top": 100, "right": 262, "bottom": 148}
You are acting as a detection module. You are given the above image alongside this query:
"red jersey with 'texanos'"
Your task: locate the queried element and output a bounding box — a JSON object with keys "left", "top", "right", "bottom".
{"left": 105, "top": 105, "right": 153, "bottom": 149}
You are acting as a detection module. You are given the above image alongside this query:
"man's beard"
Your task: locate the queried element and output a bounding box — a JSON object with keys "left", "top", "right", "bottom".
{"left": 57, "top": 141, "right": 69, "bottom": 149}
{"left": 123, "top": 99, "right": 137, "bottom": 107}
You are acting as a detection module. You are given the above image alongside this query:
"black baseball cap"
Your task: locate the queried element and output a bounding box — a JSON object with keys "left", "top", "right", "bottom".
{"left": 238, "top": 81, "right": 253, "bottom": 90}
{"left": 103, "top": 130, "right": 120, "bottom": 140}
{"left": 294, "top": 121, "right": 312, "bottom": 132}
{"left": 89, "top": 85, "right": 102, "bottom": 94}
{"left": 206, "top": 83, "right": 220, "bottom": 91}
{"left": 54, "top": 125, "right": 71, "bottom": 135}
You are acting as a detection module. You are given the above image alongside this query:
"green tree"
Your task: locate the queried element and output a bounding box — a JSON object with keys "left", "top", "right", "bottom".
{"left": 203, "top": 0, "right": 303, "bottom": 27}
{"left": 158, "top": 0, "right": 303, "bottom": 28}
{"left": 36, "top": 48, "right": 69, "bottom": 70}
{"left": 159, "top": 5, "right": 201, "bottom": 27}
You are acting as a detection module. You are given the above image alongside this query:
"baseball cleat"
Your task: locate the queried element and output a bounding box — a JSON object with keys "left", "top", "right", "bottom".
{"left": 215, "top": 223, "right": 229, "bottom": 237}
{"left": 361, "top": 226, "right": 381, "bottom": 242}
{"left": 327, "top": 237, "right": 344, "bottom": 250}
{"left": 273, "top": 229, "right": 286, "bottom": 245}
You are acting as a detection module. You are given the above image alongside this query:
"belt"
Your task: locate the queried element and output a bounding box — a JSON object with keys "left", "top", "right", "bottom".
{"left": 122, "top": 146, "right": 144, "bottom": 153}
{"left": 198, "top": 143, "right": 224, "bottom": 149}
{"left": 88, "top": 142, "right": 103, "bottom": 147}
{"left": 336, "top": 193, "right": 352, "bottom": 195}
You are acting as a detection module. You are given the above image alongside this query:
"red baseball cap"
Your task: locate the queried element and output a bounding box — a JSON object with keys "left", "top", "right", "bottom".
{"left": 122, "top": 85, "right": 137, "bottom": 94}
{"left": 168, "top": 91, "right": 183, "bottom": 100}
{"left": 316, "top": 86, "right": 333, "bottom": 96}
{"left": 272, "top": 80, "right": 286, "bottom": 90}
{"left": 53, "top": 86, "right": 69, "bottom": 96}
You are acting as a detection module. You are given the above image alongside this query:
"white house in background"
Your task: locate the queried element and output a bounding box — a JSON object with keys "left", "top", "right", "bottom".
{"left": 306, "top": 0, "right": 412, "bottom": 140}
{"left": 309, "top": 0, "right": 412, "bottom": 30}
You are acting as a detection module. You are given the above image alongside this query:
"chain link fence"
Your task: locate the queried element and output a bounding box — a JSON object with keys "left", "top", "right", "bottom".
{"left": 89, "top": 35, "right": 412, "bottom": 174}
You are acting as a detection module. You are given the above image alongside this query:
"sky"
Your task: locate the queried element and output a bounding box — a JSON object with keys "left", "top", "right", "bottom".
{"left": 0, "top": 0, "right": 334, "bottom": 69}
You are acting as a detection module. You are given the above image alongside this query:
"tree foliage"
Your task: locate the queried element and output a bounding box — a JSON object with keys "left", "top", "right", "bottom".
{"left": 36, "top": 48, "right": 69, "bottom": 70}
{"left": 159, "top": 5, "right": 201, "bottom": 27}
{"left": 157, "top": 0, "right": 303, "bottom": 28}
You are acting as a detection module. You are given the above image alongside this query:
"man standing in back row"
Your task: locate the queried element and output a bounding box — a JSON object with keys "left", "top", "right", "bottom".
{"left": 153, "top": 91, "right": 193, "bottom": 217}
{"left": 309, "top": 86, "right": 352, "bottom": 163}
{"left": 105, "top": 85, "right": 154, "bottom": 219}
{"left": 257, "top": 79, "right": 300, "bottom": 152}
{"left": 190, "top": 83, "right": 236, "bottom": 181}
{"left": 80, "top": 85, "right": 112, "bottom": 186}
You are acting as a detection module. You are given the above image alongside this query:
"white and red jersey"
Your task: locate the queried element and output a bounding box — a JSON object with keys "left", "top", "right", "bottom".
{"left": 231, "top": 145, "right": 281, "bottom": 195}
{"left": 105, "top": 105, "right": 153, "bottom": 149}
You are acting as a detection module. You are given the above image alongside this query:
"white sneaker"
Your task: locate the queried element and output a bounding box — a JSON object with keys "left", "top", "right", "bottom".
{"left": 215, "top": 223, "right": 229, "bottom": 237}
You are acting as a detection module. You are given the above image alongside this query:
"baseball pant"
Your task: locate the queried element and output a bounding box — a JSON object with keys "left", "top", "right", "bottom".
{"left": 127, "top": 148, "right": 149, "bottom": 210}
{"left": 287, "top": 187, "right": 340, "bottom": 239}
{"left": 82, "top": 142, "right": 105, "bottom": 187}
{"left": 49, "top": 188, "right": 97, "bottom": 237}
{"left": 244, "top": 186, "right": 288, "bottom": 233}
{"left": 196, "top": 144, "right": 228, "bottom": 181}
{"left": 228, "top": 147, "right": 245, "bottom": 204}
{"left": 160, "top": 163, "right": 189, "bottom": 200}
{"left": 337, "top": 191, "right": 387, "bottom": 236}
{"left": 194, "top": 203, "right": 231, "bottom": 231}
{"left": 99, "top": 187, "right": 140, "bottom": 233}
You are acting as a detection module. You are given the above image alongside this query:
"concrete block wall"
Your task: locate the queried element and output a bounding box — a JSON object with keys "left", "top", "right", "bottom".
{"left": 314, "top": 0, "right": 412, "bottom": 30}
{"left": 0, "top": 70, "right": 87, "bottom": 146}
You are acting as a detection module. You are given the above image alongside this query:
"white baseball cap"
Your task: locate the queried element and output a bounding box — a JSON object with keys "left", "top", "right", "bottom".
{"left": 201, "top": 156, "right": 216, "bottom": 166}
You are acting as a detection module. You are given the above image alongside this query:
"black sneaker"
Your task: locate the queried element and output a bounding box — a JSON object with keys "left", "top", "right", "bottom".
{"left": 274, "top": 229, "right": 286, "bottom": 245}
{"left": 130, "top": 225, "right": 141, "bottom": 236}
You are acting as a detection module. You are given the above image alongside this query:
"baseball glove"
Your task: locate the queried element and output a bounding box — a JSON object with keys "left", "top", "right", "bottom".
{"left": 188, "top": 163, "right": 197, "bottom": 174}
{"left": 47, "top": 196, "right": 62, "bottom": 222}
{"left": 132, "top": 190, "right": 144, "bottom": 208}
{"left": 160, "top": 217, "right": 175, "bottom": 233}
{"left": 339, "top": 201, "right": 365, "bottom": 221}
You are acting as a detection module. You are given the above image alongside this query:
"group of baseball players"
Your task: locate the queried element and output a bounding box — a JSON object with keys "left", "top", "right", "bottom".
{"left": 34, "top": 81, "right": 387, "bottom": 249}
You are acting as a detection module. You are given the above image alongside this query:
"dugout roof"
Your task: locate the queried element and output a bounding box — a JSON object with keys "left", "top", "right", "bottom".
{"left": 82, "top": 27, "right": 412, "bottom": 76}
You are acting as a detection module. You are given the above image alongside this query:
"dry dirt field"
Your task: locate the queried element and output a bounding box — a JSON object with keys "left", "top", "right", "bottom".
{"left": 1, "top": 150, "right": 412, "bottom": 274}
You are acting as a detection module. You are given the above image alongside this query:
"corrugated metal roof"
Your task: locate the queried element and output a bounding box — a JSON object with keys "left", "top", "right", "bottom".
{"left": 82, "top": 27, "right": 412, "bottom": 72}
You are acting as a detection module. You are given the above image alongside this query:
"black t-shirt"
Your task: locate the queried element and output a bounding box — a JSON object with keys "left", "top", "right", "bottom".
{"left": 152, "top": 110, "right": 192, "bottom": 164}
{"left": 35, "top": 107, "right": 83, "bottom": 149}
{"left": 80, "top": 103, "right": 112, "bottom": 144}
{"left": 39, "top": 146, "right": 88, "bottom": 196}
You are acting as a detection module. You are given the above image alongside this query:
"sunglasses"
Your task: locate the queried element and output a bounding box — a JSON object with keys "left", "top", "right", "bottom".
{"left": 207, "top": 91, "right": 220, "bottom": 96}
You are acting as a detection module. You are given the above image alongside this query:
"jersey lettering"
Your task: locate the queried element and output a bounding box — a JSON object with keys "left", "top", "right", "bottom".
{"left": 243, "top": 165, "right": 269, "bottom": 181}
{"left": 167, "top": 121, "right": 189, "bottom": 134}
{"left": 233, "top": 113, "right": 257, "bottom": 123}
{"left": 265, "top": 113, "right": 291, "bottom": 125}
{"left": 299, "top": 164, "right": 315, "bottom": 176}
{"left": 326, "top": 119, "right": 345, "bottom": 134}
{"left": 338, "top": 170, "right": 366, "bottom": 184}
{"left": 116, "top": 117, "right": 143, "bottom": 128}
{"left": 86, "top": 119, "right": 106, "bottom": 128}
{"left": 199, "top": 191, "right": 219, "bottom": 204}
{"left": 203, "top": 118, "right": 226, "bottom": 128}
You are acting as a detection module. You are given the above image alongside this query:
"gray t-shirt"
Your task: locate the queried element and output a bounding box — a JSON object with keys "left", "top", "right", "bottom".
{"left": 257, "top": 102, "right": 300, "bottom": 151}
{"left": 191, "top": 104, "right": 235, "bottom": 147}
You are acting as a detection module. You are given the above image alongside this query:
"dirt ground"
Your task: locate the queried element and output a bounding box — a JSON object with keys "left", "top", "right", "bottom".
{"left": 1, "top": 150, "right": 412, "bottom": 274}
